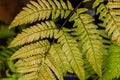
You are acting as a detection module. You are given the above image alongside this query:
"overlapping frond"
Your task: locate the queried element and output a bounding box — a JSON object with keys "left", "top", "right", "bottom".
{"left": 101, "top": 44, "right": 120, "bottom": 80}
{"left": 93, "top": 0, "right": 120, "bottom": 46}
{"left": 69, "top": 8, "right": 105, "bottom": 76}
{"left": 10, "top": 40, "right": 50, "bottom": 60}
{"left": 9, "top": 21, "right": 58, "bottom": 47}
{"left": 45, "top": 43, "right": 73, "bottom": 80}
{"left": 9, "top": 0, "right": 73, "bottom": 29}
{"left": 18, "top": 64, "right": 56, "bottom": 80}
{"left": 55, "top": 30, "right": 84, "bottom": 80}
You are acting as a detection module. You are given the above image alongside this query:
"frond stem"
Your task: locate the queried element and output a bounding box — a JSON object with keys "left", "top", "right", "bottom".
{"left": 60, "top": 1, "right": 83, "bottom": 29}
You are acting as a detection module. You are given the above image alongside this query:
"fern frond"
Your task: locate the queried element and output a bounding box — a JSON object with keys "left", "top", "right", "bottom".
{"left": 9, "top": 0, "right": 73, "bottom": 29}
{"left": 14, "top": 55, "right": 42, "bottom": 67}
{"left": 93, "top": 0, "right": 103, "bottom": 8}
{"left": 69, "top": 9, "right": 105, "bottom": 76}
{"left": 0, "top": 46, "right": 17, "bottom": 72}
{"left": 45, "top": 43, "right": 73, "bottom": 80}
{"left": 10, "top": 40, "right": 50, "bottom": 60}
{"left": 55, "top": 30, "right": 84, "bottom": 80}
{"left": 46, "top": 55, "right": 64, "bottom": 80}
{"left": 9, "top": 21, "right": 58, "bottom": 47}
{"left": 16, "top": 64, "right": 41, "bottom": 73}
{"left": 18, "top": 64, "right": 55, "bottom": 80}
{"left": 18, "top": 72, "right": 38, "bottom": 80}
{"left": 101, "top": 44, "right": 120, "bottom": 80}
{"left": 94, "top": 0, "right": 120, "bottom": 46}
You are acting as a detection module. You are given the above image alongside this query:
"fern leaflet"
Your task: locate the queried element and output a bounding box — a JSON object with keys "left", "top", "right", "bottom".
{"left": 9, "top": 0, "right": 73, "bottom": 29}
{"left": 45, "top": 43, "right": 73, "bottom": 80}
{"left": 101, "top": 44, "right": 120, "bottom": 80}
{"left": 93, "top": 0, "right": 120, "bottom": 46}
{"left": 18, "top": 64, "right": 55, "bottom": 80}
{"left": 9, "top": 21, "right": 58, "bottom": 47}
{"left": 10, "top": 40, "right": 50, "bottom": 60}
{"left": 55, "top": 30, "right": 84, "bottom": 80}
{"left": 69, "top": 8, "right": 105, "bottom": 76}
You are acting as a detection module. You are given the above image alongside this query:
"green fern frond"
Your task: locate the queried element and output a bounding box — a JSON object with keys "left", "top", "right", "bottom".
{"left": 93, "top": 0, "right": 120, "bottom": 46}
{"left": 9, "top": 21, "right": 58, "bottom": 47}
{"left": 0, "top": 46, "right": 16, "bottom": 71}
{"left": 69, "top": 9, "right": 105, "bottom": 76}
{"left": 9, "top": 0, "right": 73, "bottom": 29}
{"left": 55, "top": 30, "right": 84, "bottom": 80}
{"left": 10, "top": 40, "right": 50, "bottom": 60}
{"left": 101, "top": 44, "right": 120, "bottom": 80}
{"left": 18, "top": 64, "right": 55, "bottom": 80}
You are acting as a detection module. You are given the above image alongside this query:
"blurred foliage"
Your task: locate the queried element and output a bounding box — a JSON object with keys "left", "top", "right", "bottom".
{"left": 0, "top": 25, "right": 15, "bottom": 39}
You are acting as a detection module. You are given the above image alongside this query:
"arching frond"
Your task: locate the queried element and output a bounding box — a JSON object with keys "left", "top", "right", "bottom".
{"left": 93, "top": 0, "right": 120, "bottom": 46}
{"left": 45, "top": 43, "right": 73, "bottom": 80}
{"left": 9, "top": 0, "right": 73, "bottom": 29}
{"left": 101, "top": 44, "right": 120, "bottom": 80}
{"left": 10, "top": 40, "right": 50, "bottom": 60}
{"left": 55, "top": 30, "right": 84, "bottom": 80}
{"left": 18, "top": 64, "right": 55, "bottom": 80}
{"left": 69, "top": 8, "right": 105, "bottom": 76}
{"left": 9, "top": 21, "right": 58, "bottom": 47}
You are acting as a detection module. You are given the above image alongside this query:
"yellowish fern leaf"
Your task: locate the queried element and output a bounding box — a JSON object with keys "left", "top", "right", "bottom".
{"left": 94, "top": 0, "right": 120, "bottom": 46}
{"left": 45, "top": 57, "right": 64, "bottom": 80}
{"left": 14, "top": 55, "right": 42, "bottom": 67}
{"left": 69, "top": 9, "right": 105, "bottom": 76}
{"left": 55, "top": 30, "right": 84, "bottom": 80}
{"left": 18, "top": 64, "right": 55, "bottom": 80}
{"left": 93, "top": 0, "right": 103, "bottom": 8}
{"left": 18, "top": 72, "right": 38, "bottom": 80}
{"left": 9, "top": 0, "right": 73, "bottom": 29}
{"left": 10, "top": 40, "right": 50, "bottom": 60}
{"left": 37, "top": 64, "right": 56, "bottom": 80}
{"left": 49, "top": 43, "right": 73, "bottom": 73}
{"left": 16, "top": 64, "right": 41, "bottom": 73}
{"left": 45, "top": 43, "right": 73, "bottom": 80}
{"left": 9, "top": 21, "right": 58, "bottom": 47}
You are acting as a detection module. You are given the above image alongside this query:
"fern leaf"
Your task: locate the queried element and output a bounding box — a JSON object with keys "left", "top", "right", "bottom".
{"left": 18, "top": 64, "right": 55, "bottom": 80}
{"left": 16, "top": 64, "right": 40, "bottom": 73}
{"left": 93, "top": 0, "right": 103, "bottom": 8}
{"left": 49, "top": 43, "right": 73, "bottom": 73}
{"left": 101, "top": 44, "right": 120, "bottom": 80}
{"left": 55, "top": 30, "right": 84, "bottom": 80}
{"left": 9, "top": 21, "right": 58, "bottom": 47}
{"left": 45, "top": 43, "right": 73, "bottom": 80}
{"left": 18, "top": 72, "right": 38, "bottom": 80}
{"left": 94, "top": 0, "right": 120, "bottom": 46}
{"left": 9, "top": 0, "right": 73, "bottom": 29}
{"left": 69, "top": 9, "right": 105, "bottom": 76}
{"left": 14, "top": 55, "right": 42, "bottom": 67}
{"left": 45, "top": 55, "right": 64, "bottom": 80}
{"left": 10, "top": 40, "right": 50, "bottom": 60}
{"left": 38, "top": 64, "right": 56, "bottom": 80}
